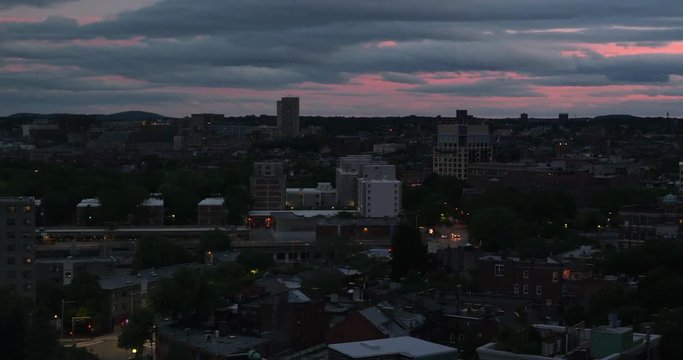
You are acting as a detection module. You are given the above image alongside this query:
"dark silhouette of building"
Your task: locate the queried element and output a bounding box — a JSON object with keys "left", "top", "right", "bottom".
{"left": 250, "top": 162, "right": 286, "bottom": 211}
{"left": 277, "top": 97, "right": 300, "bottom": 137}
{"left": 0, "top": 197, "right": 36, "bottom": 302}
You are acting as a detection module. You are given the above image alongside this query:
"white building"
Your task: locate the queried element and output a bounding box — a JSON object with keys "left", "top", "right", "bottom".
{"left": 335, "top": 155, "right": 376, "bottom": 208}
{"left": 357, "top": 178, "right": 401, "bottom": 218}
{"left": 335, "top": 155, "right": 402, "bottom": 217}
{"left": 433, "top": 124, "right": 491, "bottom": 180}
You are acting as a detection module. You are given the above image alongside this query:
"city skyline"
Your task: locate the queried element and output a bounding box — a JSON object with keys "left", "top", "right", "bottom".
{"left": 3, "top": 0, "right": 683, "bottom": 117}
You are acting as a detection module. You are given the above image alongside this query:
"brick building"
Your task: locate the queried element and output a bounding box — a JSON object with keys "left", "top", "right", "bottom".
{"left": 478, "top": 255, "right": 564, "bottom": 306}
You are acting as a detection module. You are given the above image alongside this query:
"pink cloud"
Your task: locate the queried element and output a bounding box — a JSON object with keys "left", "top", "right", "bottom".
{"left": 0, "top": 16, "right": 37, "bottom": 23}
{"left": 81, "top": 75, "right": 146, "bottom": 84}
{"left": 580, "top": 42, "right": 683, "bottom": 57}
{"left": 0, "top": 63, "right": 64, "bottom": 73}
{"left": 71, "top": 36, "right": 145, "bottom": 47}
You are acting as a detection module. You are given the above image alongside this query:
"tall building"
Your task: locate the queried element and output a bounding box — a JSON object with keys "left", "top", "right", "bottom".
{"left": 679, "top": 161, "right": 683, "bottom": 195}
{"left": 433, "top": 124, "right": 492, "bottom": 180}
{"left": 357, "top": 177, "right": 401, "bottom": 218}
{"left": 0, "top": 197, "right": 36, "bottom": 302}
{"left": 334, "top": 156, "right": 401, "bottom": 217}
{"left": 335, "top": 155, "right": 375, "bottom": 208}
{"left": 277, "top": 97, "right": 300, "bottom": 137}
{"left": 250, "top": 162, "right": 286, "bottom": 210}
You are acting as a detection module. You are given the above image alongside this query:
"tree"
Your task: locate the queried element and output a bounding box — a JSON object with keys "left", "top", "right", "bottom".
{"left": 236, "top": 249, "right": 275, "bottom": 271}
{"left": 66, "top": 273, "right": 109, "bottom": 334}
{"left": 497, "top": 325, "right": 542, "bottom": 355}
{"left": 469, "top": 207, "right": 526, "bottom": 252}
{"left": 151, "top": 268, "right": 217, "bottom": 327}
{"left": 118, "top": 308, "right": 155, "bottom": 358}
{"left": 133, "top": 235, "right": 192, "bottom": 270}
{"left": 391, "top": 223, "right": 427, "bottom": 280}
{"left": 196, "top": 230, "right": 231, "bottom": 262}
{"left": 655, "top": 307, "right": 683, "bottom": 360}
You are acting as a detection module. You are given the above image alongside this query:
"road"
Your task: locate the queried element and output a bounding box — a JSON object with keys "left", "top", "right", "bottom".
{"left": 62, "top": 334, "right": 136, "bottom": 360}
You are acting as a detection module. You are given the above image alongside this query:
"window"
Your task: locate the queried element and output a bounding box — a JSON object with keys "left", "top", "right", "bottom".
{"left": 6, "top": 218, "right": 15, "bottom": 226}
{"left": 6, "top": 245, "right": 15, "bottom": 252}
{"left": 552, "top": 272, "right": 559, "bottom": 283}
{"left": 7, "top": 258, "right": 16, "bottom": 265}
{"left": 22, "top": 205, "right": 32, "bottom": 213}
{"left": 536, "top": 285, "right": 542, "bottom": 295}
{"left": 22, "top": 219, "right": 31, "bottom": 225}
{"left": 523, "top": 285, "right": 529, "bottom": 295}
{"left": 523, "top": 270, "right": 529, "bottom": 279}
{"left": 23, "top": 257, "right": 32, "bottom": 264}
{"left": 494, "top": 264, "right": 504, "bottom": 277}
{"left": 513, "top": 284, "right": 520, "bottom": 294}
{"left": 7, "top": 271, "right": 16, "bottom": 280}
{"left": 22, "top": 271, "right": 32, "bottom": 279}
{"left": 6, "top": 205, "right": 15, "bottom": 213}
{"left": 6, "top": 232, "right": 15, "bottom": 239}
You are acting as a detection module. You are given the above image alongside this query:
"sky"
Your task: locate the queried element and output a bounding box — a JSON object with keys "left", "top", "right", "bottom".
{"left": 3, "top": 0, "right": 683, "bottom": 117}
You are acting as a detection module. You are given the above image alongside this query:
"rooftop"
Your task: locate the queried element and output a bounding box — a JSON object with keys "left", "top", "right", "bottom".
{"left": 329, "top": 336, "right": 457, "bottom": 359}
{"left": 198, "top": 197, "right": 225, "bottom": 206}
{"left": 77, "top": 198, "right": 101, "bottom": 208}
{"left": 142, "top": 197, "right": 164, "bottom": 207}
{"left": 158, "top": 323, "right": 270, "bottom": 356}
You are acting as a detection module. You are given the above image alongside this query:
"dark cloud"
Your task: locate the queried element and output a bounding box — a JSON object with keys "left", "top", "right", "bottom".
{"left": 3, "top": 0, "right": 683, "bottom": 115}
{"left": 0, "top": 0, "right": 76, "bottom": 10}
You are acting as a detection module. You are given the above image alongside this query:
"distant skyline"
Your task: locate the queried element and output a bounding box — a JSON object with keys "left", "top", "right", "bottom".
{"left": 3, "top": 0, "right": 683, "bottom": 117}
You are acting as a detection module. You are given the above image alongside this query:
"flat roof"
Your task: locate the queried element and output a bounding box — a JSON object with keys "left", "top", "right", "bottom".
{"left": 329, "top": 336, "right": 457, "bottom": 359}
{"left": 198, "top": 197, "right": 224, "bottom": 206}
{"left": 142, "top": 198, "right": 164, "bottom": 207}
{"left": 35, "top": 257, "right": 118, "bottom": 264}
{"left": 77, "top": 198, "right": 101, "bottom": 208}
{"left": 39, "top": 225, "right": 241, "bottom": 234}
{"left": 249, "top": 210, "right": 356, "bottom": 218}
{"left": 158, "top": 323, "right": 269, "bottom": 356}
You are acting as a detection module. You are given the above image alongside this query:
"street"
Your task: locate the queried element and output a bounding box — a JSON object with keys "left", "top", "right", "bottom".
{"left": 62, "top": 334, "right": 133, "bottom": 360}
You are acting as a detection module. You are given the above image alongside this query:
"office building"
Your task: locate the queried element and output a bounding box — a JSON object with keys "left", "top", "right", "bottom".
{"left": 335, "top": 156, "right": 402, "bottom": 217}
{"left": 433, "top": 124, "right": 491, "bottom": 180}
{"left": 0, "top": 197, "right": 36, "bottom": 302}
{"left": 357, "top": 178, "right": 401, "bottom": 218}
{"left": 277, "top": 97, "right": 300, "bottom": 137}
{"left": 335, "top": 155, "right": 376, "bottom": 208}
{"left": 286, "top": 182, "right": 337, "bottom": 209}
{"left": 250, "top": 162, "right": 286, "bottom": 210}
{"left": 357, "top": 164, "right": 400, "bottom": 218}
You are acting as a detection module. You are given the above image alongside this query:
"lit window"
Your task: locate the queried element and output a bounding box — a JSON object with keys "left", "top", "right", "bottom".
{"left": 513, "top": 284, "right": 519, "bottom": 294}
{"left": 523, "top": 270, "right": 529, "bottom": 279}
